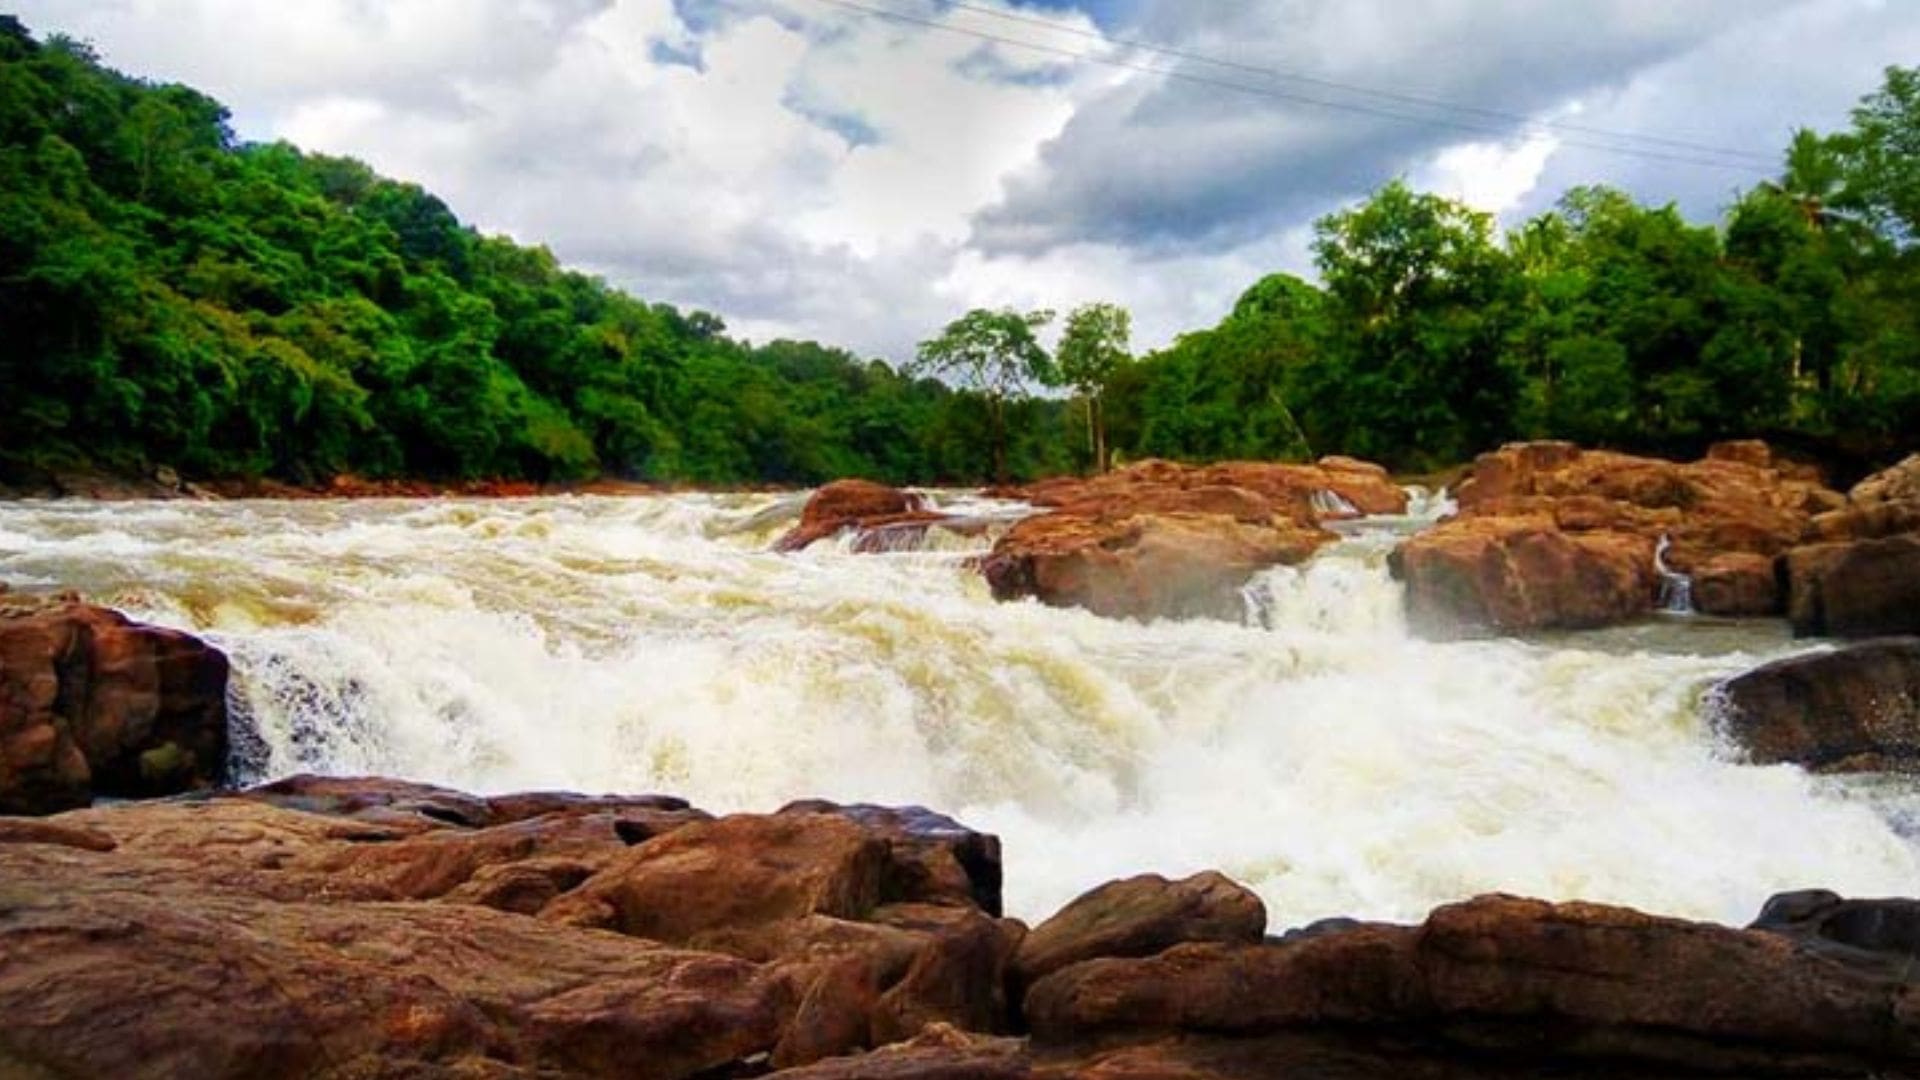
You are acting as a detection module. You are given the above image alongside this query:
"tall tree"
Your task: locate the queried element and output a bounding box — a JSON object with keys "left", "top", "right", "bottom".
{"left": 912, "top": 308, "right": 1056, "bottom": 483}
{"left": 1055, "top": 302, "right": 1131, "bottom": 472}
{"left": 1834, "top": 65, "right": 1920, "bottom": 245}
{"left": 1304, "top": 180, "right": 1519, "bottom": 466}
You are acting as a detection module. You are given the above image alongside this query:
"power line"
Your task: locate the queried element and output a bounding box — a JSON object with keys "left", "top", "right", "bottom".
{"left": 925, "top": 0, "right": 1779, "bottom": 168}
{"left": 798, "top": 0, "right": 1776, "bottom": 176}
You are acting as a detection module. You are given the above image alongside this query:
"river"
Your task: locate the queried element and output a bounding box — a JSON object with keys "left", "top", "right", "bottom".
{"left": 1, "top": 491, "right": 1914, "bottom": 927}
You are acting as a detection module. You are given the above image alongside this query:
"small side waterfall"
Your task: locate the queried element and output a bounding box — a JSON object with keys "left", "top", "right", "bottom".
{"left": 1654, "top": 535, "right": 1695, "bottom": 615}
{"left": 1310, "top": 489, "right": 1361, "bottom": 518}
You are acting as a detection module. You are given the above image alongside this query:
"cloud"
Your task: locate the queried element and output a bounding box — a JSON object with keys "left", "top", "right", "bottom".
{"left": 12, "top": 0, "right": 1916, "bottom": 360}
{"left": 1514, "top": 0, "right": 1920, "bottom": 224}
{"left": 969, "top": 0, "right": 1805, "bottom": 255}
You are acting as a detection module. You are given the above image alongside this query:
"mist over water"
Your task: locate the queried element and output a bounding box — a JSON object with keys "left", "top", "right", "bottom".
{"left": 2, "top": 493, "right": 1915, "bottom": 927}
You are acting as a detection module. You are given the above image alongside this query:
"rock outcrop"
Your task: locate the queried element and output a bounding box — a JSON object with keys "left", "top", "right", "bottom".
{"left": 1850, "top": 452, "right": 1920, "bottom": 506}
{"left": 1784, "top": 533, "right": 1920, "bottom": 638}
{"left": 0, "top": 601, "right": 229, "bottom": 814}
{"left": 775, "top": 480, "right": 949, "bottom": 553}
{"left": 979, "top": 458, "right": 1398, "bottom": 620}
{"left": 1779, "top": 453, "right": 1920, "bottom": 638}
{"left": 7, "top": 775, "right": 1920, "bottom": 1078}
{"left": 1713, "top": 637, "right": 1920, "bottom": 771}
{"left": 1025, "top": 893, "right": 1920, "bottom": 1077}
{"left": 1393, "top": 440, "right": 1844, "bottom": 634}
{"left": 1010, "top": 871, "right": 1265, "bottom": 991}
{"left": 982, "top": 511, "right": 1332, "bottom": 621}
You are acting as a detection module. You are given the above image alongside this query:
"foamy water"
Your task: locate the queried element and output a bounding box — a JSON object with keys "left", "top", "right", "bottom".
{"left": 1, "top": 492, "right": 1913, "bottom": 926}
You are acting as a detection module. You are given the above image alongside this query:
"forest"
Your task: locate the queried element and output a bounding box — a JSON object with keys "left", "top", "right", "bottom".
{"left": 2, "top": 15, "right": 1916, "bottom": 486}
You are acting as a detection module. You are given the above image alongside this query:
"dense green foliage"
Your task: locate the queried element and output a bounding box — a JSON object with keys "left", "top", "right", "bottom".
{"left": 0, "top": 19, "right": 1074, "bottom": 486}
{"left": 1107, "top": 68, "right": 1920, "bottom": 471}
{"left": 1, "top": 16, "right": 1914, "bottom": 485}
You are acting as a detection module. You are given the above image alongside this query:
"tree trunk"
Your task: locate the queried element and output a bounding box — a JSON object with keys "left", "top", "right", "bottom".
{"left": 1084, "top": 396, "right": 1097, "bottom": 472}
{"left": 990, "top": 395, "right": 1008, "bottom": 485}
{"left": 1093, "top": 394, "right": 1108, "bottom": 473}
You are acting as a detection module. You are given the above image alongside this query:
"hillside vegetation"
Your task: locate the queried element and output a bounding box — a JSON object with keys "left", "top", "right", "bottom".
{"left": 2, "top": 16, "right": 1915, "bottom": 486}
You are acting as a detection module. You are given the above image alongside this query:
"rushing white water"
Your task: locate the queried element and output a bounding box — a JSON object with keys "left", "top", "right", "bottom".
{"left": 1, "top": 491, "right": 1916, "bottom": 928}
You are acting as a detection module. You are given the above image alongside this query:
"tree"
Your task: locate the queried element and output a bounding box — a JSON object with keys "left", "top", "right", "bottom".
{"left": 1305, "top": 180, "right": 1519, "bottom": 466}
{"left": 912, "top": 308, "right": 1055, "bottom": 483}
{"left": 1055, "top": 302, "right": 1131, "bottom": 472}
{"left": 1834, "top": 66, "right": 1920, "bottom": 245}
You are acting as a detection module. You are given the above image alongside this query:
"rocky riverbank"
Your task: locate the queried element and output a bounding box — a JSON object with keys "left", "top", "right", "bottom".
{"left": 1391, "top": 442, "right": 1920, "bottom": 637}
{"left": 4, "top": 604, "right": 1920, "bottom": 1077}
{"left": 9, "top": 772, "right": 1920, "bottom": 1079}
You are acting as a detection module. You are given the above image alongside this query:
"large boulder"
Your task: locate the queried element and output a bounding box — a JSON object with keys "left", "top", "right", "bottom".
{"left": 1390, "top": 514, "right": 1658, "bottom": 635}
{"left": 0, "top": 779, "right": 1025, "bottom": 1077}
{"left": 1011, "top": 871, "right": 1265, "bottom": 990}
{"left": 540, "top": 812, "right": 895, "bottom": 940}
{"left": 0, "top": 833, "right": 784, "bottom": 1079}
{"left": 1713, "top": 638, "right": 1920, "bottom": 771}
{"left": 981, "top": 511, "right": 1333, "bottom": 621}
{"left": 976, "top": 457, "right": 1402, "bottom": 620}
{"left": 0, "top": 602, "right": 229, "bottom": 815}
{"left": 1774, "top": 452, "right": 1920, "bottom": 639}
{"left": 1850, "top": 452, "right": 1920, "bottom": 506}
{"left": 1026, "top": 892, "right": 1920, "bottom": 1076}
{"left": 1005, "top": 457, "right": 1407, "bottom": 521}
{"left": 1396, "top": 441, "right": 1846, "bottom": 634}
{"left": 780, "top": 801, "right": 1005, "bottom": 916}
{"left": 1784, "top": 534, "right": 1920, "bottom": 638}
{"left": 776, "top": 480, "right": 946, "bottom": 553}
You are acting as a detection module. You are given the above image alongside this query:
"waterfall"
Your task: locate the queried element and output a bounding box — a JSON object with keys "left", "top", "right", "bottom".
{"left": 2, "top": 493, "right": 1916, "bottom": 927}
{"left": 1310, "top": 489, "right": 1361, "bottom": 517}
{"left": 1655, "top": 534, "right": 1696, "bottom": 615}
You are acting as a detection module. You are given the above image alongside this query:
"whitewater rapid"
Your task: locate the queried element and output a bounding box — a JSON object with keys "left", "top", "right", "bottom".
{"left": 1, "top": 492, "right": 1915, "bottom": 927}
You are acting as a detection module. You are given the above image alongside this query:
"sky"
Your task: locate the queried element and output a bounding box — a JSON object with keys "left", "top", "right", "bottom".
{"left": 13, "top": 0, "right": 1920, "bottom": 361}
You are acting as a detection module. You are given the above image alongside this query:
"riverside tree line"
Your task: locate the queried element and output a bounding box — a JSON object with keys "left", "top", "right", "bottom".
{"left": 2, "top": 16, "right": 1916, "bottom": 488}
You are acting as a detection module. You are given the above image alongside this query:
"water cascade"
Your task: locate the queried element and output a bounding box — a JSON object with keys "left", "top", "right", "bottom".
{"left": 1, "top": 494, "right": 1914, "bottom": 927}
{"left": 1310, "top": 489, "right": 1362, "bottom": 517}
{"left": 1655, "top": 534, "right": 1697, "bottom": 615}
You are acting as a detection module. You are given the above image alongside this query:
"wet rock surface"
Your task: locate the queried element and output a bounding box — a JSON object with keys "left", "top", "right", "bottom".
{"left": 1781, "top": 454, "right": 1920, "bottom": 638}
{"left": 977, "top": 458, "right": 1397, "bottom": 620}
{"left": 0, "top": 601, "right": 229, "bottom": 814}
{"left": 1714, "top": 637, "right": 1920, "bottom": 771}
{"left": 775, "top": 480, "right": 948, "bottom": 553}
{"left": 1392, "top": 441, "right": 1845, "bottom": 635}
{"left": 7, "top": 774, "right": 1920, "bottom": 1078}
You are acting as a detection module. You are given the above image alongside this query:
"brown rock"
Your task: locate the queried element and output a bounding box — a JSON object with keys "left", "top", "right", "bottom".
{"left": 1714, "top": 638, "right": 1920, "bottom": 770}
{"left": 1400, "top": 442, "right": 1852, "bottom": 634}
{"left": 972, "top": 457, "right": 1405, "bottom": 619}
{"left": 541, "top": 812, "right": 891, "bottom": 940}
{"left": 1784, "top": 535, "right": 1920, "bottom": 638}
{"left": 869, "top": 904, "right": 1024, "bottom": 1044}
{"left": 1851, "top": 453, "right": 1920, "bottom": 506}
{"left": 780, "top": 801, "right": 1005, "bottom": 915}
{"left": 1692, "top": 552, "right": 1780, "bottom": 616}
{"left": 1391, "top": 516, "right": 1657, "bottom": 635}
{"left": 1027, "top": 892, "right": 1920, "bottom": 1075}
{"left": 1007, "top": 459, "right": 1406, "bottom": 523}
{"left": 767, "top": 1024, "right": 1030, "bottom": 1080}
{"left": 0, "top": 816, "right": 118, "bottom": 851}
{"left": 777, "top": 480, "right": 935, "bottom": 552}
{"left": 0, "top": 603, "right": 228, "bottom": 815}
{"left": 1810, "top": 500, "right": 1920, "bottom": 541}
{"left": 982, "top": 512, "right": 1333, "bottom": 621}
{"left": 1012, "top": 872, "right": 1265, "bottom": 990}
{"left": 0, "top": 836, "right": 782, "bottom": 1080}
